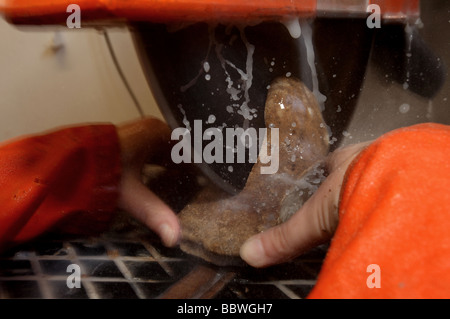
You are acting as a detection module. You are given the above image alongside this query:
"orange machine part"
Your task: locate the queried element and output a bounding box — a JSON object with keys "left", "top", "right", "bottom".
{"left": 371, "top": 0, "right": 420, "bottom": 18}
{"left": 2, "top": 0, "right": 419, "bottom": 24}
{"left": 2, "top": 0, "right": 316, "bottom": 24}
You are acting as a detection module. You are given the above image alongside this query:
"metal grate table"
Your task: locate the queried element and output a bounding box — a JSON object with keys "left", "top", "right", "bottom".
{"left": 0, "top": 230, "right": 327, "bottom": 299}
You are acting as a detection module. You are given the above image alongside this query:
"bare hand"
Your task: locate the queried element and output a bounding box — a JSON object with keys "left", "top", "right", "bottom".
{"left": 116, "top": 117, "right": 180, "bottom": 247}
{"left": 240, "top": 142, "right": 371, "bottom": 267}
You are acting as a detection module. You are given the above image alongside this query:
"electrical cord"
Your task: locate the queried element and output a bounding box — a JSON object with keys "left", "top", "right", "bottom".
{"left": 103, "top": 29, "right": 145, "bottom": 118}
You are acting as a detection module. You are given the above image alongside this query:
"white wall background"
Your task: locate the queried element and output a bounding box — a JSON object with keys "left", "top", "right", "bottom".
{"left": 0, "top": 18, "right": 163, "bottom": 142}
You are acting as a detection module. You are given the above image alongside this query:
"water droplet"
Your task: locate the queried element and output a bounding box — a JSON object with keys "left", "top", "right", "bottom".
{"left": 203, "top": 61, "right": 210, "bottom": 73}
{"left": 207, "top": 114, "right": 216, "bottom": 124}
{"left": 282, "top": 17, "right": 302, "bottom": 39}
{"left": 399, "top": 103, "right": 410, "bottom": 114}
{"left": 284, "top": 137, "right": 290, "bottom": 145}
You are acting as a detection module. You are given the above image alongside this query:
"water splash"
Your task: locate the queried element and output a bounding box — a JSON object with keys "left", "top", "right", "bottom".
{"left": 180, "top": 24, "right": 257, "bottom": 123}
{"left": 404, "top": 22, "right": 414, "bottom": 90}
{"left": 212, "top": 25, "right": 257, "bottom": 121}
{"left": 300, "top": 20, "right": 327, "bottom": 111}
{"left": 282, "top": 17, "right": 302, "bottom": 39}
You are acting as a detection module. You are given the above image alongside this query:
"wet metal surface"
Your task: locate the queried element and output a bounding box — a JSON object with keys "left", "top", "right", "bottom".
{"left": 0, "top": 233, "right": 326, "bottom": 299}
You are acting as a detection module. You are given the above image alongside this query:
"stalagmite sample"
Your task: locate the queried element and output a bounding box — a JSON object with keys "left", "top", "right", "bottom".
{"left": 179, "top": 77, "right": 330, "bottom": 266}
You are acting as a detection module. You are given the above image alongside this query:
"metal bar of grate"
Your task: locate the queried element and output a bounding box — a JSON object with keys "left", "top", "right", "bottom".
{"left": 0, "top": 235, "right": 326, "bottom": 299}
{"left": 103, "top": 242, "right": 147, "bottom": 299}
{"left": 158, "top": 265, "right": 235, "bottom": 299}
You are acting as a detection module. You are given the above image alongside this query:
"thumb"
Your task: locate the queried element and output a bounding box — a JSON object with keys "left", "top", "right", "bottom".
{"left": 118, "top": 173, "right": 180, "bottom": 247}
{"left": 240, "top": 142, "right": 370, "bottom": 268}
{"left": 240, "top": 170, "right": 342, "bottom": 268}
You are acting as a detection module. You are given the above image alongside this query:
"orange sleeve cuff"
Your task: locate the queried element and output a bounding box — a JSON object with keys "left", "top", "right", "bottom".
{"left": 309, "top": 123, "right": 450, "bottom": 299}
{"left": 0, "top": 124, "right": 121, "bottom": 250}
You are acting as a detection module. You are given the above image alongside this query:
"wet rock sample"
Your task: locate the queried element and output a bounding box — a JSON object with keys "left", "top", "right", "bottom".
{"left": 178, "top": 77, "right": 330, "bottom": 266}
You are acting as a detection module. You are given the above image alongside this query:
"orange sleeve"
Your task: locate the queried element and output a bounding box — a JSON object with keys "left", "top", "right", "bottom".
{"left": 308, "top": 123, "right": 450, "bottom": 299}
{"left": 0, "top": 125, "right": 121, "bottom": 251}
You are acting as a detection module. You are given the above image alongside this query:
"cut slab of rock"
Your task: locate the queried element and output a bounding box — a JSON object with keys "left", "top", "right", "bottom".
{"left": 179, "top": 77, "right": 330, "bottom": 266}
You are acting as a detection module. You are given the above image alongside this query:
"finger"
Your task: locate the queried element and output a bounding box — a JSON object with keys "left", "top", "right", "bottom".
{"left": 241, "top": 141, "right": 370, "bottom": 268}
{"left": 327, "top": 141, "right": 372, "bottom": 171}
{"left": 118, "top": 117, "right": 173, "bottom": 168}
{"left": 240, "top": 170, "right": 342, "bottom": 268}
{"left": 118, "top": 174, "right": 180, "bottom": 247}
